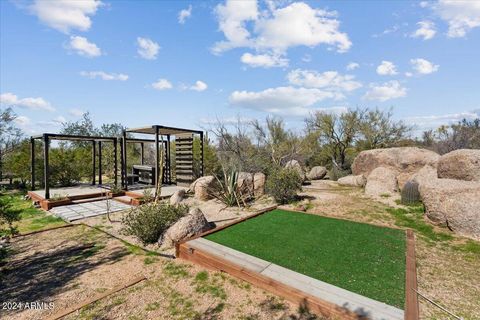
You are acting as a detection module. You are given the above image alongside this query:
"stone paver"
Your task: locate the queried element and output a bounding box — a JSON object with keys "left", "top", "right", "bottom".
{"left": 50, "top": 199, "right": 132, "bottom": 222}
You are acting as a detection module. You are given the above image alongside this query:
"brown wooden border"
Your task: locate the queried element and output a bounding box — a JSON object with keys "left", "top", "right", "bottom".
{"left": 179, "top": 241, "right": 367, "bottom": 320}
{"left": 174, "top": 205, "right": 277, "bottom": 257}
{"left": 405, "top": 229, "right": 419, "bottom": 320}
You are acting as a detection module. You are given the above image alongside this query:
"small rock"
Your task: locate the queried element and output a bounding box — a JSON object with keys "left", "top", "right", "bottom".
{"left": 306, "top": 166, "right": 327, "bottom": 180}
{"left": 159, "top": 208, "right": 213, "bottom": 248}
{"left": 337, "top": 175, "right": 366, "bottom": 187}
{"left": 170, "top": 189, "right": 186, "bottom": 205}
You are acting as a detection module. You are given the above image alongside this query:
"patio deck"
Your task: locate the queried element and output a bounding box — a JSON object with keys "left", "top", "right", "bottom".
{"left": 30, "top": 184, "right": 110, "bottom": 200}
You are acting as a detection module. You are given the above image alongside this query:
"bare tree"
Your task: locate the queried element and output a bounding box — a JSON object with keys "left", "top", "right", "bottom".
{"left": 0, "top": 107, "right": 23, "bottom": 180}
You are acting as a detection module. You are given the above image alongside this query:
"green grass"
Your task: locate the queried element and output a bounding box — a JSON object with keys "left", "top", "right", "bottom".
{"left": 206, "top": 209, "right": 406, "bottom": 308}
{"left": 386, "top": 203, "right": 453, "bottom": 243}
{"left": 0, "top": 192, "right": 65, "bottom": 236}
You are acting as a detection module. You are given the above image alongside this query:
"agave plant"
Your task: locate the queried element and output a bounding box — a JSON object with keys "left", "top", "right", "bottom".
{"left": 212, "top": 168, "right": 246, "bottom": 207}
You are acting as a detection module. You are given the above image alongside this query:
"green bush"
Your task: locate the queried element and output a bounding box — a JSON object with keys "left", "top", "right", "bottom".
{"left": 266, "top": 167, "right": 302, "bottom": 204}
{"left": 50, "top": 148, "right": 82, "bottom": 187}
{"left": 328, "top": 166, "right": 351, "bottom": 181}
{"left": 122, "top": 202, "right": 189, "bottom": 245}
{"left": 0, "top": 194, "right": 20, "bottom": 236}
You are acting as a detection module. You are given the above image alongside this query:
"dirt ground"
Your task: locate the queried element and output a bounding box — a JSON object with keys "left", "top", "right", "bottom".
{"left": 1, "top": 181, "right": 479, "bottom": 320}
{"left": 0, "top": 224, "right": 321, "bottom": 320}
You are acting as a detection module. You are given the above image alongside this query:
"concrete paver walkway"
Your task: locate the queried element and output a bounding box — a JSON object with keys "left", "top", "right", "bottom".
{"left": 50, "top": 200, "right": 132, "bottom": 222}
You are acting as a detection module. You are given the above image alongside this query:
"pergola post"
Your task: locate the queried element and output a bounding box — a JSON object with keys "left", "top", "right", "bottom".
{"left": 30, "top": 137, "right": 35, "bottom": 191}
{"left": 154, "top": 126, "right": 160, "bottom": 197}
{"left": 120, "top": 137, "right": 124, "bottom": 188}
{"left": 43, "top": 134, "right": 50, "bottom": 199}
{"left": 98, "top": 141, "right": 102, "bottom": 185}
{"left": 200, "top": 131, "right": 204, "bottom": 177}
{"left": 114, "top": 138, "right": 118, "bottom": 187}
{"left": 140, "top": 142, "right": 144, "bottom": 165}
{"left": 166, "top": 134, "right": 171, "bottom": 184}
{"left": 122, "top": 130, "right": 128, "bottom": 191}
{"left": 92, "top": 140, "right": 96, "bottom": 185}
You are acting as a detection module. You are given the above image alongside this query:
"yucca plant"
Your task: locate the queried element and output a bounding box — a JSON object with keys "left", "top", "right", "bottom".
{"left": 211, "top": 168, "right": 246, "bottom": 207}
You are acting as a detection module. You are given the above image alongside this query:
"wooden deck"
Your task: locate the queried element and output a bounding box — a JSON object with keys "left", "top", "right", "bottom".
{"left": 179, "top": 237, "right": 404, "bottom": 320}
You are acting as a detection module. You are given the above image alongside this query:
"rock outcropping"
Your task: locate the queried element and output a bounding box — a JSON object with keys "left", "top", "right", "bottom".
{"left": 364, "top": 167, "right": 398, "bottom": 197}
{"left": 352, "top": 147, "right": 439, "bottom": 189}
{"left": 159, "top": 208, "right": 212, "bottom": 248}
{"left": 420, "top": 179, "right": 480, "bottom": 239}
{"left": 437, "top": 149, "right": 480, "bottom": 181}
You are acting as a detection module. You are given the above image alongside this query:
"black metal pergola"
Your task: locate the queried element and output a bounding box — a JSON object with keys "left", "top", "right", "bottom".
{"left": 30, "top": 133, "right": 118, "bottom": 199}
{"left": 122, "top": 125, "right": 204, "bottom": 195}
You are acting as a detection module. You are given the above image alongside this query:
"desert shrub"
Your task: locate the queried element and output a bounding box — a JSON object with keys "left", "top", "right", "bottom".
{"left": 266, "top": 167, "right": 302, "bottom": 204}
{"left": 328, "top": 166, "right": 351, "bottom": 181}
{"left": 0, "top": 194, "right": 20, "bottom": 236}
{"left": 122, "top": 202, "right": 189, "bottom": 245}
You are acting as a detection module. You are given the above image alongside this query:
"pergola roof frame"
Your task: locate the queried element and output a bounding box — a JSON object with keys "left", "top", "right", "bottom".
{"left": 31, "top": 133, "right": 118, "bottom": 199}
{"left": 122, "top": 125, "right": 204, "bottom": 196}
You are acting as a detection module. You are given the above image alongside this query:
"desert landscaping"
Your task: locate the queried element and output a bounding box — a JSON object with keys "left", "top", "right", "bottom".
{"left": 2, "top": 1, "right": 480, "bottom": 319}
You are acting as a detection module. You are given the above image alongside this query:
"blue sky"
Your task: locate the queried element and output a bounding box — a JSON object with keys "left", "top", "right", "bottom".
{"left": 1, "top": 0, "right": 479, "bottom": 136}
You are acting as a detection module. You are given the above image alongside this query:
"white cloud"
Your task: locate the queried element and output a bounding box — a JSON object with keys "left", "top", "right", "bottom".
{"left": 363, "top": 81, "right": 407, "bottom": 102}
{"left": 287, "top": 69, "right": 362, "bottom": 95}
{"left": 411, "top": 21, "right": 436, "bottom": 40}
{"left": 0, "top": 92, "right": 55, "bottom": 111}
{"left": 152, "top": 79, "right": 173, "bottom": 90}
{"left": 53, "top": 115, "right": 67, "bottom": 124}
{"left": 406, "top": 110, "right": 480, "bottom": 131}
{"left": 137, "top": 37, "right": 160, "bottom": 60}
{"left": 29, "top": 0, "right": 102, "bottom": 33}
{"left": 68, "top": 36, "right": 102, "bottom": 57}
{"left": 69, "top": 108, "right": 85, "bottom": 117}
{"left": 200, "top": 116, "right": 253, "bottom": 125}
{"left": 376, "top": 60, "right": 398, "bottom": 75}
{"left": 14, "top": 115, "right": 31, "bottom": 126}
{"left": 178, "top": 5, "right": 192, "bottom": 24}
{"left": 229, "top": 86, "right": 340, "bottom": 116}
{"left": 432, "top": 0, "right": 480, "bottom": 38}
{"left": 80, "top": 71, "right": 129, "bottom": 81}
{"left": 346, "top": 62, "right": 359, "bottom": 71}
{"left": 410, "top": 58, "right": 439, "bottom": 75}
{"left": 240, "top": 52, "right": 288, "bottom": 68}
{"left": 213, "top": 1, "right": 351, "bottom": 55}
{"left": 190, "top": 81, "right": 208, "bottom": 92}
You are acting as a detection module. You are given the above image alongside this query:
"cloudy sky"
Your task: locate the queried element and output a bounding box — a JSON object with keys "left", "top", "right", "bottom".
{"left": 1, "top": 0, "right": 479, "bottom": 135}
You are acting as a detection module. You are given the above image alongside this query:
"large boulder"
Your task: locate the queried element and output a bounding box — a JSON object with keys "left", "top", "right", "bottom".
{"left": 253, "top": 172, "right": 266, "bottom": 198}
{"left": 237, "top": 172, "right": 254, "bottom": 198}
{"left": 285, "top": 160, "right": 306, "bottom": 181}
{"left": 306, "top": 166, "right": 327, "bottom": 180}
{"left": 352, "top": 147, "right": 440, "bottom": 189}
{"left": 170, "top": 189, "right": 185, "bottom": 205}
{"left": 411, "top": 165, "right": 438, "bottom": 187}
{"left": 420, "top": 179, "right": 480, "bottom": 239}
{"left": 364, "top": 167, "right": 398, "bottom": 197}
{"left": 189, "top": 176, "right": 217, "bottom": 201}
{"left": 337, "top": 175, "right": 367, "bottom": 187}
{"left": 437, "top": 149, "right": 480, "bottom": 181}
{"left": 159, "top": 208, "right": 213, "bottom": 248}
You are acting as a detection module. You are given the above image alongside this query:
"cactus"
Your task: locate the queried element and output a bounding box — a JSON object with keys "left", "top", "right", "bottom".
{"left": 401, "top": 180, "right": 421, "bottom": 205}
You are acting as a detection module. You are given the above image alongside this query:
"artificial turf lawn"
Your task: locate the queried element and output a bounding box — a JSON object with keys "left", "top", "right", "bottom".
{"left": 205, "top": 209, "right": 406, "bottom": 308}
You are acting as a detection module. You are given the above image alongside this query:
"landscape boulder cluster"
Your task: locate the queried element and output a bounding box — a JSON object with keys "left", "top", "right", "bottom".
{"left": 343, "top": 147, "right": 480, "bottom": 239}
